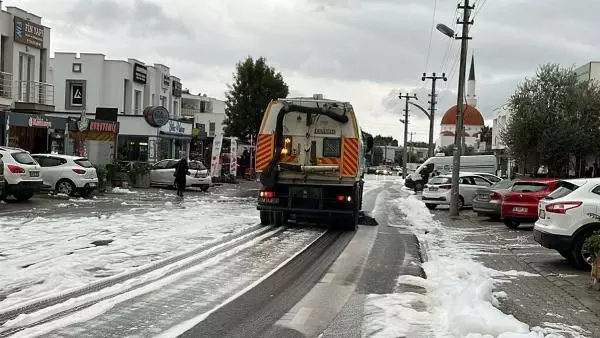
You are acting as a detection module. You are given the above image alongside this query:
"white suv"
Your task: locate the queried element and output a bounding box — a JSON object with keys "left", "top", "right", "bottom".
{"left": 534, "top": 178, "right": 600, "bottom": 269}
{"left": 31, "top": 154, "right": 99, "bottom": 197}
{"left": 0, "top": 147, "right": 43, "bottom": 201}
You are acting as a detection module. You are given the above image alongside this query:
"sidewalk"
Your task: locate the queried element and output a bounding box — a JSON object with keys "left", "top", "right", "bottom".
{"left": 434, "top": 211, "right": 600, "bottom": 336}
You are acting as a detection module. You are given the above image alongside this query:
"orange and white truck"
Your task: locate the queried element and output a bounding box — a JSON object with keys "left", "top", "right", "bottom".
{"left": 255, "top": 94, "right": 372, "bottom": 230}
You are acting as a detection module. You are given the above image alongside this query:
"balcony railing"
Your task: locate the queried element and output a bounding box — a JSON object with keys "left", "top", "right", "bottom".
{"left": 182, "top": 108, "right": 201, "bottom": 117}
{"left": 16, "top": 80, "right": 54, "bottom": 106}
{"left": 0, "top": 72, "right": 12, "bottom": 100}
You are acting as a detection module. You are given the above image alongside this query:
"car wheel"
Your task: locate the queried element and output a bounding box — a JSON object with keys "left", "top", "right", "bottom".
{"left": 570, "top": 227, "right": 600, "bottom": 270}
{"left": 56, "top": 179, "right": 76, "bottom": 196}
{"left": 260, "top": 211, "right": 270, "bottom": 226}
{"left": 414, "top": 182, "right": 424, "bottom": 191}
{"left": 457, "top": 196, "right": 465, "bottom": 209}
{"left": 200, "top": 185, "right": 209, "bottom": 192}
{"left": 504, "top": 219, "right": 520, "bottom": 229}
{"left": 426, "top": 203, "right": 436, "bottom": 210}
{"left": 13, "top": 191, "right": 34, "bottom": 202}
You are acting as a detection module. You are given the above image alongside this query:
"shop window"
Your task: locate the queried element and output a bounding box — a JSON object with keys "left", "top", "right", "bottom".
{"left": 118, "top": 136, "right": 148, "bottom": 162}
{"left": 65, "top": 79, "right": 86, "bottom": 110}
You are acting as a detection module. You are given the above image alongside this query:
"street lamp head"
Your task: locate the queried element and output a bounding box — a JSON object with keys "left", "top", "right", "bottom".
{"left": 442, "top": 72, "right": 447, "bottom": 81}
{"left": 436, "top": 23, "right": 455, "bottom": 38}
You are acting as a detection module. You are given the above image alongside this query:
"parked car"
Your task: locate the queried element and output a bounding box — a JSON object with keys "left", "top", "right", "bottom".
{"left": 31, "top": 154, "right": 99, "bottom": 197}
{"left": 422, "top": 173, "right": 494, "bottom": 210}
{"left": 534, "top": 178, "right": 600, "bottom": 269}
{"left": 472, "top": 179, "right": 515, "bottom": 219}
{"left": 0, "top": 155, "right": 4, "bottom": 198}
{"left": 0, "top": 147, "right": 43, "bottom": 201}
{"left": 149, "top": 159, "right": 211, "bottom": 191}
{"left": 462, "top": 172, "right": 503, "bottom": 184}
{"left": 375, "top": 166, "right": 392, "bottom": 175}
{"left": 501, "top": 178, "right": 559, "bottom": 229}
{"left": 366, "top": 167, "right": 377, "bottom": 175}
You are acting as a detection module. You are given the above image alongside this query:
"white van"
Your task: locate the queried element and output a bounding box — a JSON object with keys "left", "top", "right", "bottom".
{"left": 405, "top": 155, "right": 496, "bottom": 190}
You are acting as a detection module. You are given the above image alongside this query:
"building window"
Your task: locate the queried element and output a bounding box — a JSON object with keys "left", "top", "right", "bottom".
{"left": 173, "top": 100, "right": 178, "bottom": 116}
{"left": 200, "top": 101, "right": 206, "bottom": 113}
{"left": 134, "top": 90, "right": 142, "bottom": 114}
{"left": 160, "top": 96, "right": 167, "bottom": 107}
{"left": 209, "top": 122, "right": 215, "bottom": 136}
{"left": 72, "top": 63, "right": 82, "bottom": 73}
{"left": 65, "top": 79, "right": 86, "bottom": 110}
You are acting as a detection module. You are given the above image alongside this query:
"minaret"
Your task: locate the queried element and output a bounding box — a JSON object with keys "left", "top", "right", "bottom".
{"left": 466, "top": 55, "right": 477, "bottom": 107}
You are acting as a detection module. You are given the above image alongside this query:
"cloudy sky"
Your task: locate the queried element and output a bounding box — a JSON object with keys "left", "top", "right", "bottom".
{"left": 15, "top": 0, "right": 599, "bottom": 142}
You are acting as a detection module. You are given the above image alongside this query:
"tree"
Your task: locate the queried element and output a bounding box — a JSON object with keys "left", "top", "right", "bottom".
{"left": 223, "top": 56, "right": 289, "bottom": 142}
{"left": 407, "top": 141, "right": 429, "bottom": 148}
{"left": 502, "top": 63, "right": 600, "bottom": 176}
{"left": 439, "top": 145, "right": 454, "bottom": 156}
{"left": 373, "top": 135, "right": 398, "bottom": 147}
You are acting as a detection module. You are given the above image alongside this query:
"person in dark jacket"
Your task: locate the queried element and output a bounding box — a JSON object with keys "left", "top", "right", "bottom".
{"left": 174, "top": 151, "right": 188, "bottom": 197}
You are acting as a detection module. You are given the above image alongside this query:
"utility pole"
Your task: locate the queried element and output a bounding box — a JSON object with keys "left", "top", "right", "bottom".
{"left": 408, "top": 132, "right": 416, "bottom": 163}
{"left": 399, "top": 92, "right": 418, "bottom": 179}
{"left": 449, "top": 0, "right": 474, "bottom": 217}
{"left": 422, "top": 72, "right": 447, "bottom": 158}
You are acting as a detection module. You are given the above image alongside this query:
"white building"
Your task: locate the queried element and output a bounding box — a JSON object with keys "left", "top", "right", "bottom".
{"left": 181, "top": 91, "right": 226, "bottom": 138}
{"left": 575, "top": 61, "right": 600, "bottom": 83}
{"left": 48, "top": 53, "right": 191, "bottom": 164}
{"left": 491, "top": 104, "right": 510, "bottom": 151}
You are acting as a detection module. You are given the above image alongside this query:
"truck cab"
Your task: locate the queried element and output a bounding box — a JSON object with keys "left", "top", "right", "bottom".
{"left": 255, "top": 94, "right": 372, "bottom": 230}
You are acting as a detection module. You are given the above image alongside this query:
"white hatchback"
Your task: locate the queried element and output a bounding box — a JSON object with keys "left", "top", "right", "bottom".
{"left": 534, "top": 178, "right": 600, "bottom": 269}
{"left": 421, "top": 173, "right": 494, "bottom": 210}
{"left": 0, "top": 147, "right": 43, "bottom": 201}
{"left": 31, "top": 154, "right": 99, "bottom": 197}
{"left": 149, "top": 159, "right": 211, "bottom": 191}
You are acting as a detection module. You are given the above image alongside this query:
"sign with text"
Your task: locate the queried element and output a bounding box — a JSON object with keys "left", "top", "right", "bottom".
{"left": 210, "top": 134, "right": 223, "bottom": 177}
{"left": 133, "top": 63, "right": 147, "bottom": 84}
{"left": 89, "top": 120, "right": 118, "bottom": 133}
{"left": 230, "top": 138, "right": 237, "bottom": 176}
{"left": 28, "top": 116, "right": 52, "bottom": 128}
{"left": 14, "top": 17, "right": 44, "bottom": 49}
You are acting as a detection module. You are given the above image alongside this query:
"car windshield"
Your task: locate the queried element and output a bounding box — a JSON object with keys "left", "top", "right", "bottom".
{"left": 11, "top": 152, "right": 36, "bottom": 165}
{"left": 429, "top": 177, "right": 451, "bottom": 185}
{"left": 189, "top": 161, "right": 207, "bottom": 170}
{"left": 511, "top": 182, "right": 548, "bottom": 193}
{"left": 491, "top": 180, "right": 513, "bottom": 189}
{"left": 545, "top": 181, "right": 581, "bottom": 200}
{"left": 74, "top": 158, "right": 94, "bottom": 168}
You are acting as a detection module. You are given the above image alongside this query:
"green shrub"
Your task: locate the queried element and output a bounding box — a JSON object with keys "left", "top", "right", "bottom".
{"left": 583, "top": 235, "right": 600, "bottom": 260}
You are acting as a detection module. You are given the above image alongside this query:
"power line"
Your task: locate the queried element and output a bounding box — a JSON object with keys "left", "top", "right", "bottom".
{"left": 424, "top": 0, "right": 438, "bottom": 73}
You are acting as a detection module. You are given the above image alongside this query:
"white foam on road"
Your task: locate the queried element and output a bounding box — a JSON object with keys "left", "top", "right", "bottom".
{"left": 362, "top": 194, "right": 579, "bottom": 338}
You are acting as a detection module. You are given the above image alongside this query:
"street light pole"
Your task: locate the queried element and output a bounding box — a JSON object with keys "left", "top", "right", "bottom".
{"left": 399, "top": 92, "right": 418, "bottom": 179}
{"left": 422, "top": 72, "right": 447, "bottom": 158}
{"left": 447, "top": 0, "right": 474, "bottom": 216}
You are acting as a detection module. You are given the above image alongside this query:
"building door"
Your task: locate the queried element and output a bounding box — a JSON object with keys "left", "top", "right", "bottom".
{"left": 18, "top": 53, "right": 34, "bottom": 102}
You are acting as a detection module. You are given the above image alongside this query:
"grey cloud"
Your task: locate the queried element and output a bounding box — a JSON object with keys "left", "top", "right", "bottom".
{"left": 66, "top": 0, "right": 190, "bottom": 38}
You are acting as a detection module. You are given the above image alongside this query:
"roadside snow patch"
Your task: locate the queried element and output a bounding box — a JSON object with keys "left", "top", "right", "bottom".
{"left": 363, "top": 194, "right": 568, "bottom": 338}
{"left": 111, "top": 187, "right": 135, "bottom": 194}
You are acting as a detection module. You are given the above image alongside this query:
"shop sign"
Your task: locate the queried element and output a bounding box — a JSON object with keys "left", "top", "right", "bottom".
{"left": 14, "top": 17, "right": 44, "bottom": 49}
{"left": 143, "top": 106, "right": 169, "bottom": 127}
{"left": 133, "top": 63, "right": 147, "bottom": 84}
{"left": 168, "top": 120, "right": 185, "bottom": 133}
{"left": 28, "top": 117, "right": 52, "bottom": 128}
{"left": 89, "top": 120, "right": 118, "bottom": 133}
{"left": 77, "top": 115, "right": 88, "bottom": 131}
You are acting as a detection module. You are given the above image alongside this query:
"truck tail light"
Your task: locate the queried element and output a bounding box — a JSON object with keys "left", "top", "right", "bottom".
{"left": 7, "top": 164, "right": 25, "bottom": 174}
{"left": 72, "top": 168, "right": 86, "bottom": 175}
{"left": 545, "top": 201, "right": 582, "bottom": 214}
{"left": 260, "top": 190, "right": 276, "bottom": 198}
{"left": 336, "top": 194, "right": 352, "bottom": 202}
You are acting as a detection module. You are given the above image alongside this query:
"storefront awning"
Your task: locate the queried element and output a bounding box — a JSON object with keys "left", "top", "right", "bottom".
{"left": 159, "top": 131, "right": 192, "bottom": 141}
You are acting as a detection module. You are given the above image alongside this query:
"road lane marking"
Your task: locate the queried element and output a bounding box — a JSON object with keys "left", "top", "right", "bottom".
{"left": 320, "top": 273, "right": 336, "bottom": 284}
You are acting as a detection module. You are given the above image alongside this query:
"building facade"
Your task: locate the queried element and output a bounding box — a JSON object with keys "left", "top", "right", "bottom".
{"left": 182, "top": 91, "right": 226, "bottom": 162}
{"left": 48, "top": 53, "right": 190, "bottom": 163}
{"left": 0, "top": 7, "right": 63, "bottom": 153}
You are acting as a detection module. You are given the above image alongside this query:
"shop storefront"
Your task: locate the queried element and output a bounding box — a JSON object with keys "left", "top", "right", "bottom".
{"left": 68, "top": 117, "right": 120, "bottom": 165}
{"left": 117, "top": 106, "right": 192, "bottom": 163}
{"left": 0, "top": 112, "right": 68, "bottom": 153}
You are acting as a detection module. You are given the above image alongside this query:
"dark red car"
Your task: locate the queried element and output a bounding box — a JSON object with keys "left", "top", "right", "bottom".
{"left": 501, "top": 178, "right": 559, "bottom": 229}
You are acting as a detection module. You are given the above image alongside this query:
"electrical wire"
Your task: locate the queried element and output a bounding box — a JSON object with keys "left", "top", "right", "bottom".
{"left": 424, "top": 0, "right": 438, "bottom": 74}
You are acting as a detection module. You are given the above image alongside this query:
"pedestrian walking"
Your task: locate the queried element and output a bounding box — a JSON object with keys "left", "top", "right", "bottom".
{"left": 174, "top": 151, "right": 188, "bottom": 197}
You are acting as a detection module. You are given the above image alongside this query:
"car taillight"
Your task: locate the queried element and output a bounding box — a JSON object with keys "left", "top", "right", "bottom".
{"left": 545, "top": 201, "right": 582, "bottom": 214}
{"left": 72, "top": 168, "right": 86, "bottom": 174}
{"left": 7, "top": 164, "right": 25, "bottom": 174}
{"left": 439, "top": 184, "right": 451, "bottom": 190}
{"left": 260, "top": 191, "right": 276, "bottom": 198}
{"left": 337, "top": 194, "right": 352, "bottom": 202}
